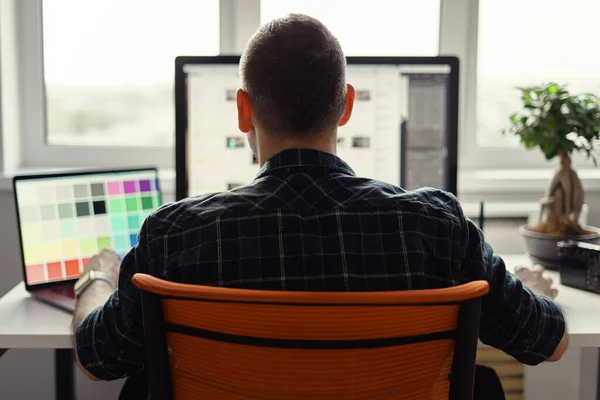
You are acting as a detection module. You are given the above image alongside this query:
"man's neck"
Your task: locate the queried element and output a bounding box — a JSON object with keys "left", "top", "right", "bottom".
{"left": 257, "top": 134, "right": 337, "bottom": 166}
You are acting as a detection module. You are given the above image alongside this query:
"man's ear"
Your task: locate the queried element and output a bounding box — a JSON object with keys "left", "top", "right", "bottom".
{"left": 237, "top": 88, "right": 253, "bottom": 133}
{"left": 338, "top": 83, "right": 355, "bottom": 127}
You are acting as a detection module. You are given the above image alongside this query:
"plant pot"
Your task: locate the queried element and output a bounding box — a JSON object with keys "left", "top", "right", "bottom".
{"left": 518, "top": 225, "right": 600, "bottom": 270}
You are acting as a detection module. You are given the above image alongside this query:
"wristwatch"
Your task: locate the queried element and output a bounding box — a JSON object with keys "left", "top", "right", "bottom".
{"left": 74, "top": 270, "right": 115, "bottom": 297}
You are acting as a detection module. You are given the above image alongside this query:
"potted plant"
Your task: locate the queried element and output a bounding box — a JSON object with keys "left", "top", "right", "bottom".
{"left": 503, "top": 83, "right": 600, "bottom": 268}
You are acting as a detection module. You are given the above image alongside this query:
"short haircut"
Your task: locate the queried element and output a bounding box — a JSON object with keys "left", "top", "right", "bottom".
{"left": 240, "top": 14, "right": 347, "bottom": 137}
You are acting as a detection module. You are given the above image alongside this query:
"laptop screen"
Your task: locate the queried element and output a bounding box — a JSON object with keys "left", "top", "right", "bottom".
{"left": 14, "top": 169, "right": 161, "bottom": 287}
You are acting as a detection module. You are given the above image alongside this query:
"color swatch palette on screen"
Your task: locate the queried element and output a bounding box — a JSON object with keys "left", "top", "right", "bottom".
{"left": 15, "top": 171, "right": 160, "bottom": 285}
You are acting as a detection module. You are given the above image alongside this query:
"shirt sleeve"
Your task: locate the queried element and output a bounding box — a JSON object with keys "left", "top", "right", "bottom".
{"left": 75, "top": 219, "right": 155, "bottom": 380}
{"left": 455, "top": 204, "right": 566, "bottom": 365}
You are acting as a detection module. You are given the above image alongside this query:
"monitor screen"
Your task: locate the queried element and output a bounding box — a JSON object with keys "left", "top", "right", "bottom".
{"left": 175, "top": 56, "right": 458, "bottom": 200}
{"left": 14, "top": 169, "right": 161, "bottom": 286}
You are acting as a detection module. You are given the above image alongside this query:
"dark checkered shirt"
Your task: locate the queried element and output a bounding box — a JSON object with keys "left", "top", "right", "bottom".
{"left": 76, "top": 148, "right": 565, "bottom": 380}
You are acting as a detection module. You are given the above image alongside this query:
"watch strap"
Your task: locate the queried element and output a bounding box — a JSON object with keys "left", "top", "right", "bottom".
{"left": 76, "top": 270, "right": 115, "bottom": 297}
{"left": 90, "top": 270, "right": 115, "bottom": 290}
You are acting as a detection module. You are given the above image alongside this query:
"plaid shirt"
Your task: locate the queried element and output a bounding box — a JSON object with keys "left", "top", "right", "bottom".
{"left": 76, "top": 148, "right": 565, "bottom": 381}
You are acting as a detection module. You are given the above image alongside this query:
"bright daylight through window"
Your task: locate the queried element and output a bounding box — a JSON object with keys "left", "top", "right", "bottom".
{"left": 261, "top": 0, "right": 440, "bottom": 56}
{"left": 476, "top": 0, "right": 600, "bottom": 148}
{"left": 42, "top": 0, "right": 219, "bottom": 148}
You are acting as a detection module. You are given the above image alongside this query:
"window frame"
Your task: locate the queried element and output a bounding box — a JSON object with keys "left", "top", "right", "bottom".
{"left": 6, "top": 0, "right": 598, "bottom": 190}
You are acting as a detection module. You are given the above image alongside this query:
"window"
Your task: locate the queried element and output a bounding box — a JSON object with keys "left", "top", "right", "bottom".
{"left": 476, "top": 0, "right": 600, "bottom": 148}
{"left": 10, "top": 0, "right": 596, "bottom": 179}
{"left": 260, "top": 0, "right": 440, "bottom": 56}
{"left": 42, "top": 0, "right": 219, "bottom": 147}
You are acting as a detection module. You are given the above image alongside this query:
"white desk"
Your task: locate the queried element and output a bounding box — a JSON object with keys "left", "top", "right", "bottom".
{"left": 0, "top": 283, "right": 73, "bottom": 399}
{"left": 0, "top": 283, "right": 72, "bottom": 348}
{"left": 1, "top": 255, "right": 599, "bottom": 399}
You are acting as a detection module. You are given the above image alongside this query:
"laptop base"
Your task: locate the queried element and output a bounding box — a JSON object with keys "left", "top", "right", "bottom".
{"left": 33, "top": 287, "right": 76, "bottom": 313}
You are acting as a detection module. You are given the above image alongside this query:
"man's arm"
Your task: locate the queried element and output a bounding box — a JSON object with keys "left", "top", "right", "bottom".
{"left": 72, "top": 217, "right": 158, "bottom": 381}
{"left": 513, "top": 264, "right": 569, "bottom": 361}
{"left": 452, "top": 199, "right": 567, "bottom": 365}
{"left": 71, "top": 249, "right": 121, "bottom": 380}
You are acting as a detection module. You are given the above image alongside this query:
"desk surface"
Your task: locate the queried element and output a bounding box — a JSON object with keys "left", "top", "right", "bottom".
{"left": 0, "top": 282, "right": 72, "bottom": 348}
{"left": 1, "top": 254, "right": 599, "bottom": 349}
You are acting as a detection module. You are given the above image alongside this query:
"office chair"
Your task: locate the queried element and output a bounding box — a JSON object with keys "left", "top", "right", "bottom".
{"left": 132, "top": 274, "right": 489, "bottom": 400}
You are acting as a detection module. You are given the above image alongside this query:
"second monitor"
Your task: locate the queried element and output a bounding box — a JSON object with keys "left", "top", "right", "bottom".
{"left": 175, "top": 56, "right": 459, "bottom": 200}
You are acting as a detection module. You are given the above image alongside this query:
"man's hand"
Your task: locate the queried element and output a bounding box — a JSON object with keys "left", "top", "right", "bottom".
{"left": 514, "top": 264, "right": 558, "bottom": 299}
{"left": 82, "top": 248, "right": 121, "bottom": 288}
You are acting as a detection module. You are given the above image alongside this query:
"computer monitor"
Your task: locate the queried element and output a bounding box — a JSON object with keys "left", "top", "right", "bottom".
{"left": 175, "top": 56, "right": 459, "bottom": 200}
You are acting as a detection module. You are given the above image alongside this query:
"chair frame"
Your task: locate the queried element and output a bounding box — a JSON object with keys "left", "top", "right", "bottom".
{"left": 136, "top": 278, "right": 486, "bottom": 400}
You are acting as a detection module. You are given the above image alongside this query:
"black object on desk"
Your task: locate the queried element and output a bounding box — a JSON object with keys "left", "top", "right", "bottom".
{"left": 557, "top": 240, "right": 600, "bottom": 294}
{"left": 478, "top": 201, "right": 485, "bottom": 231}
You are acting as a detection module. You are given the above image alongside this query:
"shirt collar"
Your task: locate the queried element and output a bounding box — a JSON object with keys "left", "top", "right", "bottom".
{"left": 255, "top": 148, "right": 355, "bottom": 180}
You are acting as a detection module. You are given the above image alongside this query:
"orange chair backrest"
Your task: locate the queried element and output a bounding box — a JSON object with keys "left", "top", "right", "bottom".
{"left": 132, "top": 274, "right": 489, "bottom": 400}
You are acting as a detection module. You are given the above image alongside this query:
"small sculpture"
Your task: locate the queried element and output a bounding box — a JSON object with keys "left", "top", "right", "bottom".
{"left": 535, "top": 153, "right": 588, "bottom": 236}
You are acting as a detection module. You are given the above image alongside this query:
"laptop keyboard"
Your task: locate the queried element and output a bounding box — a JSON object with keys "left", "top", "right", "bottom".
{"left": 50, "top": 286, "right": 76, "bottom": 299}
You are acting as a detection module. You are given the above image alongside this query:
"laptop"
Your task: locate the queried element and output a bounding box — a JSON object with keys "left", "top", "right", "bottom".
{"left": 13, "top": 167, "right": 161, "bottom": 312}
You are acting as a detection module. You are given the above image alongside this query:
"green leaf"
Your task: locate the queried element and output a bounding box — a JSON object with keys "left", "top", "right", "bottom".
{"left": 503, "top": 82, "right": 600, "bottom": 167}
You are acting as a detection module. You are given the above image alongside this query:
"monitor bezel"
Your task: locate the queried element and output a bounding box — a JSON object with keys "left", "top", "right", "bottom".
{"left": 13, "top": 166, "right": 160, "bottom": 291}
{"left": 175, "top": 55, "right": 459, "bottom": 200}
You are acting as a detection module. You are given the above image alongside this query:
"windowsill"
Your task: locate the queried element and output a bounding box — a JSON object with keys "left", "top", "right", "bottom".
{"left": 459, "top": 168, "right": 600, "bottom": 193}
{"left": 460, "top": 202, "right": 536, "bottom": 219}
